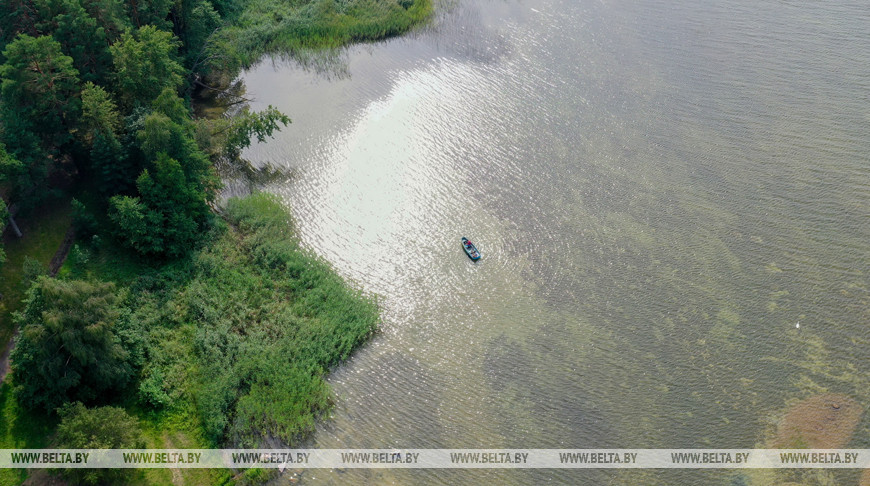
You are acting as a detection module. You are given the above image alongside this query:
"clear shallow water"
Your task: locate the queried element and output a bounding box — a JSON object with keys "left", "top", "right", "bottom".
{"left": 229, "top": 0, "right": 870, "bottom": 483}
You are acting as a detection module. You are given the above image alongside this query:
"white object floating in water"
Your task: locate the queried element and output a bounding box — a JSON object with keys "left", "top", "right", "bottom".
{"left": 796, "top": 322, "right": 800, "bottom": 329}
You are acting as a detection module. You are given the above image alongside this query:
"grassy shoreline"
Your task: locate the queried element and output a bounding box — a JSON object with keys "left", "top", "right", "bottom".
{"left": 0, "top": 0, "right": 428, "bottom": 481}
{"left": 2, "top": 194, "right": 378, "bottom": 484}
{"left": 208, "top": 0, "right": 432, "bottom": 73}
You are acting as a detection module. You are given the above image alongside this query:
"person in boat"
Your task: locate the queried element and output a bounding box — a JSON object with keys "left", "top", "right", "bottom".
{"left": 465, "top": 240, "right": 473, "bottom": 247}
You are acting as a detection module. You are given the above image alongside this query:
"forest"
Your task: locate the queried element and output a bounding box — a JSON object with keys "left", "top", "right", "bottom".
{"left": 0, "top": 0, "right": 429, "bottom": 483}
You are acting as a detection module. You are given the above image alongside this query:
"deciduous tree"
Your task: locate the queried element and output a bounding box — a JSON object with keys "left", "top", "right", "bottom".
{"left": 79, "top": 81, "right": 120, "bottom": 143}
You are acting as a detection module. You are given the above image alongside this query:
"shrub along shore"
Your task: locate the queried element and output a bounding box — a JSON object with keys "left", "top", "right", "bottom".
{"left": 3, "top": 194, "right": 379, "bottom": 484}
{"left": 0, "top": 0, "right": 429, "bottom": 483}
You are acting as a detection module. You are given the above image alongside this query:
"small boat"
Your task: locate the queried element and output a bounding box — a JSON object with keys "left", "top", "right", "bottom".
{"left": 461, "top": 237, "right": 481, "bottom": 261}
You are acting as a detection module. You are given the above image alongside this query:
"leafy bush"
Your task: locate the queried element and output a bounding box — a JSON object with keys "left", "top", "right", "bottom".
{"left": 118, "top": 194, "right": 378, "bottom": 445}
{"left": 55, "top": 402, "right": 144, "bottom": 485}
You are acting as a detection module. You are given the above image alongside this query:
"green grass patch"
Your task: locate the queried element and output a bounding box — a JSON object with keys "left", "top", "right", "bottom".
{"left": 211, "top": 0, "right": 432, "bottom": 69}
{"left": 0, "top": 199, "right": 71, "bottom": 350}
{"left": 59, "top": 235, "right": 179, "bottom": 286}
{"left": 0, "top": 381, "right": 57, "bottom": 485}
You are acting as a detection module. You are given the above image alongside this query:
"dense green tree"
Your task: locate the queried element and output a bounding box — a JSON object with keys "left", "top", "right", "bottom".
{"left": 0, "top": 138, "right": 50, "bottom": 207}
{"left": 117, "top": 106, "right": 150, "bottom": 180}
{"left": 110, "top": 152, "right": 211, "bottom": 257}
{"left": 109, "top": 25, "right": 184, "bottom": 107}
{"left": 0, "top": 34, "right": 81, "bottom": 156}
{"left": 79, "top": 0, "right": 129, "bottom": 42}
{"left": 108, "top": 195, "right": 156, "bottom": 252}
{"left": 71, "top": 197, "right": 99, "bottom": 236}
{"left": 137, "top": 112, "right": 175, "bottom": 158}
{"left": 0, "top": 35, "right": 81, "bottom": 207}
{"left": 55, "top": 402, "right": 144, "bottom": 485}
{"left": 10, "top": 277, "right": 131, "bottom": 412}
{"left": 126, "top": 0, "right": 172, "bottom": 29}
{"left": 138, "top": 111, "right": 213, "bottom": 179}
{"left": 0, "top": 0, "right": 39, "bottom": 47}
{"left": 90, "top": 130, "right": 132, "bottom": 193}
{"left": 175, "top": 0, "right": 220, "bottom": 67}
{"left": 36, "top": 0, "right": 112, "bottom": 83}
{"left": 109, "top": 88, "right": 220, "bottom": 255}
{"left": 79, "top": 82, "right": 135, "bottom": 192}
{"left": 79, "top": 81, "right": 121, "bottom": 142}
{"left": 0, "top": 142, "right": 27, "bottom": 197}
{"left": 150, "top": 85, "right": 189, "bottom": 125}
{"left": 142, "top": 89, "right": 218, "bottom": 189}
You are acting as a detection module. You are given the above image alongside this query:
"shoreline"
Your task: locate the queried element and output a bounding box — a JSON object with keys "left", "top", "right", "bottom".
{"left": 0, "top": 0, "right": 431, "bottom": 481}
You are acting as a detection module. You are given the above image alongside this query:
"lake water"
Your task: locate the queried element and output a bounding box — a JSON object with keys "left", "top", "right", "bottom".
{"left": 229, "top": 0, "right": 870, "bottom": 483}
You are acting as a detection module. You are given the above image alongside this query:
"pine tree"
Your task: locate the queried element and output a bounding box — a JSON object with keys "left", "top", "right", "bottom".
{"left": 0, "top": 34, "right": 81, "bottom": 154}
{"left": 109, "top": 25, "right": 184, "bottom": 108}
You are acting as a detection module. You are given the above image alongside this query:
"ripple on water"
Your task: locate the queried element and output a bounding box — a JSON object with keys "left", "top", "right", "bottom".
{"left": 230, "top": 0, "right": 870, "bottom": 483}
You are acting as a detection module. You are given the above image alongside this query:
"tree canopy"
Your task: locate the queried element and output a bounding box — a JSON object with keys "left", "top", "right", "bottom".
{"left": 0, "top": 34, "right": 80, "bottom": 165}
{"left": 109, "top": 26, "right": 185, "bottom": 108}
{"left": 10, "top": 277, "right": 131, "bottom": 412}
{"left": 0, "top": 0, "right": 299, "bottom": 252}
{"left": 109, "top": 151, "right": 212, "bottom": 257}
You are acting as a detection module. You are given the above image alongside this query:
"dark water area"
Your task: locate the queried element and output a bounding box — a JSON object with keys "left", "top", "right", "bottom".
{"left": 227, "top": 0, "right": 870, "bottom": 483}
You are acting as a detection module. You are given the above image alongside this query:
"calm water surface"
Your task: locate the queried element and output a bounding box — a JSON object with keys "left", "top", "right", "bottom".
{"left": 228, "top": 0, "right": 870, "bottom": 483}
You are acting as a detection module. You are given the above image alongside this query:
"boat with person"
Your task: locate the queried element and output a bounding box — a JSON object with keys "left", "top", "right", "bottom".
{"left": 461, "top": 237, "right": 481, "bottom": 261}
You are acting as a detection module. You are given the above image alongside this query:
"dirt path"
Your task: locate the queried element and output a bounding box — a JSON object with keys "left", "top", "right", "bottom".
{"left": 162, "top": 433, "right": 184, "bottom": 485}
{"left": 0, "top": 226, "right": 74, "bottom": 385}
{"left": 49, "top": 227, "right": 76, "bottom": 277}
